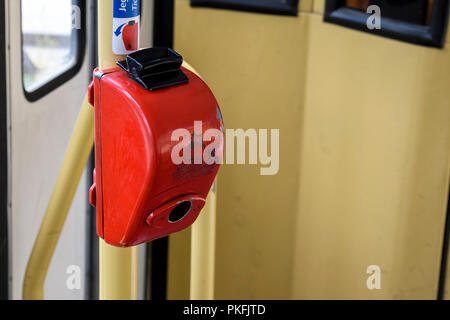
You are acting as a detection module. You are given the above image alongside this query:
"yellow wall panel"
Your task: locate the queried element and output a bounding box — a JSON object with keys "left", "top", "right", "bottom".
{"left": 313, "top": 0, "right": 325, "bottom": 14}
{"left": 172, "top": 0, "right": 450, "bottom": 299}
{"left": 167, "top": 229, "right": 191, "bottom": 300}
{"left": 174, "top": 1, "right": 309, "bottom": 299}
{"left": 299, "top": 0, "right": 314, "bottom": 12}
{"left": 293, "top": 15, "right": 450, "bottom": 299}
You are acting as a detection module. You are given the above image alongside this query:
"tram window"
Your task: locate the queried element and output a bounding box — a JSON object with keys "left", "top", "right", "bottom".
{"left": 344, "top": 0, "right": 433, "bottom": 25}
{"left": 191, "top": 0, "right": 299, "bottom": 16}
{"left": 21, "top": 0, "right": 85, "bottom": 101}
{"left": 324, "top": 0, "right": 449, "bottom": 48}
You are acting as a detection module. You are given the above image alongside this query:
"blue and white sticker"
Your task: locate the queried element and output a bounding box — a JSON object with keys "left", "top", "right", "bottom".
{"left": 112, "top": 0, "right": 140, "bottom": 55}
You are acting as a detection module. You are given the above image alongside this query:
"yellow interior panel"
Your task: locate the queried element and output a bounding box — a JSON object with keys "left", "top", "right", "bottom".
{"left": 313, "top": 0, "right": 325, "bottom": 14}
{"left": 299, "top": 0, "right": 314, "bottom": 12}
{"left": 171, "top": 0, "right": 450, "bottom": 299}
{"left": 167, "top": 228, "right": 191, "bottom": 300}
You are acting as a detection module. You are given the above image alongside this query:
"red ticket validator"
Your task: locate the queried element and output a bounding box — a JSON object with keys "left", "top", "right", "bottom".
{"left": 122, "top": 20, "right": 139, "bottom": 51}
{"left": 88, "top": 48, "right": 224, "bottom": 247}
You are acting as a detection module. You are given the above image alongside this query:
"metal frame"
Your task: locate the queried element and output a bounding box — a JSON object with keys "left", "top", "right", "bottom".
{"left": 0, "top": 0, "right": 8, "bottom": 302}
{"left": 324, "top": 0, "right": 450, "bottom": 48}
{"left": 86, "top": 0, "right": 99, "bottom": 300}
{"left": 191, "top": 0, "right": 299, "bottom": 16}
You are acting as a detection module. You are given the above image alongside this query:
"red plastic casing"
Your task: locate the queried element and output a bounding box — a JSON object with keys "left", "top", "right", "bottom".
{"left": 89, "top": 66, "right": 223, "bottom": 247}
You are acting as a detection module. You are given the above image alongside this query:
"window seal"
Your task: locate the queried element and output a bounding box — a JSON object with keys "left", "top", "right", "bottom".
{"left": 324, "top": 0, "right": 449, "bottom": 48}
{"left": 191, "top": 0, "right": 299, "bottom": 16}
{"left": 21, "top": 0, "right": 86, "bottom": 102}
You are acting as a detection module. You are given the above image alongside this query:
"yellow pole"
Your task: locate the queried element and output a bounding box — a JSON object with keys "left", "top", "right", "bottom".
{"left": 98, "top": 0, "right": 125, "bottom": 69}
{"left": 99, "top": 240, "right": 138, "bottom": 300}
{"left": 176, "top": 62, "right": 215, "bottom": 300}
{"left": 190, "top": 187, "right": 217, "bottom": 300}
{"left": 179, "top": 63, "right": 216, "bottom": 300}
{"left": 98, "top": 0, "right": 138, "bottom": 300}
{"left": 23, "top": 95, "right": 94, "bottom": 300}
